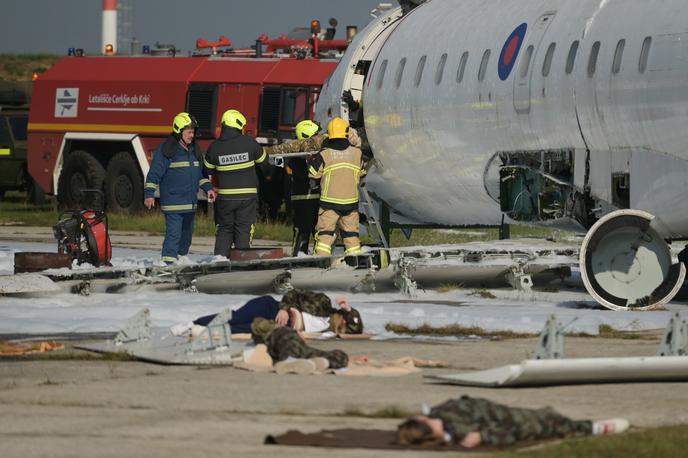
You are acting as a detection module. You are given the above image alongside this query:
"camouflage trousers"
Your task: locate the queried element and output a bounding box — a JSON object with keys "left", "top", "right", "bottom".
{"left": 265, "top": 326, "right": 349, "bottom": 369}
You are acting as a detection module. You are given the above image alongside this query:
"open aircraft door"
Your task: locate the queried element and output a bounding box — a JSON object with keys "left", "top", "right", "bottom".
{"left": 513, "top": 12, "right": 556, "bottom": 113}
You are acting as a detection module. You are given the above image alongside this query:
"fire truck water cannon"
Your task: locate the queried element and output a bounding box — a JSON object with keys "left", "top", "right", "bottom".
{"left": 195, "top": 36, "right": 232, "bottom": 54}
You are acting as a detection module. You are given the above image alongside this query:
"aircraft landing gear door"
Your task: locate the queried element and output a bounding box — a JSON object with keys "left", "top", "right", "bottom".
{"left": 513, "top": 12, "right": 556, "bottom": 113}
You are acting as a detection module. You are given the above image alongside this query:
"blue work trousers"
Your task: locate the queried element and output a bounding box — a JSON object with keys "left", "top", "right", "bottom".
{"left": 162, "top": 212, "right": 195, "bottom": 263}
{"left": 194, "top": 296, "right": 280, "bottom": 334}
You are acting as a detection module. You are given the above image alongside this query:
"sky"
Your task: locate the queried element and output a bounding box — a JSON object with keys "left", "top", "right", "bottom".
{"left": 2, "top": 0, "right": 390, "bottom": 54}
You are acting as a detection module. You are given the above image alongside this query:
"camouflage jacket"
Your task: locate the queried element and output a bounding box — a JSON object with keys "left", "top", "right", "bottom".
{"left": 263, "top": 129, "right": 363, "bottom": 156}
{"left": 264, "top": 325, "right": 349, "bottom": 369}
{"left": 278, "top": 288, "right": 337, "bottom": 317}
{"left": 264, "top": 135, "right": 326, "bottom": 156}
{"left": 429, "top": 396, "right": 591, "bottom": 446}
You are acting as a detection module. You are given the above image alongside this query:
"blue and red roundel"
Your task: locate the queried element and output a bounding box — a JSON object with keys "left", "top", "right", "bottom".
{"left": 498, "top": 23, "right": 528, "bottom": 81}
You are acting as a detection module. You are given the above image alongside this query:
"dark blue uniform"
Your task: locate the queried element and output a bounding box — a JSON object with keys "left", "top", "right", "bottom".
{"left": 144, "top": 137, "right": 212, "bottom": 264}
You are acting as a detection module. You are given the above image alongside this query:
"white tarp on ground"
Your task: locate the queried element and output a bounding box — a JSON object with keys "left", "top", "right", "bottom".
{"left": 428, "top": 356, "right": 688, "bottom": 387}
{"left": 0, "top": 241, "right": 686, "bottom": 336}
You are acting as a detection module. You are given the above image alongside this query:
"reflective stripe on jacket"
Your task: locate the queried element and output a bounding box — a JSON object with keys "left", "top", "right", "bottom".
{"left": 204, "top": 126, "right": 266, "bottom": 200}
{"left": 308, "top": 145, "right": 365, "bottom": 207}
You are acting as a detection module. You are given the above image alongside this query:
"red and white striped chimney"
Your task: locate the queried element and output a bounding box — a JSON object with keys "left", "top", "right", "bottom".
{"left": 102, "top": 0, "right": 118, "bottom": 54}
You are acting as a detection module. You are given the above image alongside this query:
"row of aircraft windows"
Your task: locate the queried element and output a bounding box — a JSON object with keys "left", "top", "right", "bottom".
{"left": 375, "top": 36, "right": 654, "bottom": 90}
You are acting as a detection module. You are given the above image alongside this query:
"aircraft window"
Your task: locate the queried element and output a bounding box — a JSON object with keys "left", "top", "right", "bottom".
{"left": 565, "top": 40, "right": 579, "bottom": 74}
{"left": 395, "top": 57, "right": 406, "bottom": 87}
{"left": 587, "top": 41, "right": 601, "bottom": 77}
{"left": 519, "top": 45, "right": 534, "bottom": 78}
{"left": 377, "top": 59, "right": 388, "bottom": 90}
{"left": 612, "top": 39, "right": 625, "bottom": 74}
{"left": 435, "top": 53, "right": 448, "bottom": 85}
{"left": 639, "top": 36, "right": 652, "bottom": 73}
{"left": 542, "top": 43, "right": 556, "bottom": 77}
{"left": 478, "top": 49, "right": 491, "bottom": 82}
{"left": 414, "top": 55, "right": 427, "bottom": 86}
{"left": 457, "top": 51, "right": 469, "bottom": 83}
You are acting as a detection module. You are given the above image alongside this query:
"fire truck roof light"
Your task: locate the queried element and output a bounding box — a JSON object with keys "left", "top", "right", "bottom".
{"left": 142, "top": 45, "right": 151, "bottom": 54}
{"left": 32, "top": 72, "right": 39, "bottom": 81}
{"left": 105, "top": 44, "right": 114, "bottom": 55}
{"left": 310, "top": 20, "right": 321, "bottom": 34}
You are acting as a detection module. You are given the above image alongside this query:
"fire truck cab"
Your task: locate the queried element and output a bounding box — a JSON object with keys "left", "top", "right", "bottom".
{"left": 28, "top": 40, "right": 342, "bottom": 212}
{"left": 0, "top": 81, "right": 45, "bottom": 204}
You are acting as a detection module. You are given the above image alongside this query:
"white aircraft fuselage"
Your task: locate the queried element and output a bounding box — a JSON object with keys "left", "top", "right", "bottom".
{"left": 316, "top": 0, "right": 688, "bottom": 237}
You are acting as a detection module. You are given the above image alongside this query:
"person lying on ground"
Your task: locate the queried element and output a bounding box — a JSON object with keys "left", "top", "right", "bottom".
{"left": 173, "top": 288, "right": 363, "bottom": 336}
{"left": 250, "top": 317, "right": 367, "bottom": 370}
{"left": 396, "top": 395, "right": 629, "bottom": 448}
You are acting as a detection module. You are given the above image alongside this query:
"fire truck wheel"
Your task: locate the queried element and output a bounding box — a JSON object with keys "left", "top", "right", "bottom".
{"left": 105, "top": 151, "right": 144, "bottom": 213}
{"left": 57, "top": 150, "right": 106, "bottom": 209}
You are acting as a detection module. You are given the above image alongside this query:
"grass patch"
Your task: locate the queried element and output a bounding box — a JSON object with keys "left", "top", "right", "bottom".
{"left": 436, "top": 283, "right": 463, "bottom": 293}
{"left": 384, "top": 225, "right": 573, "bottom": 247}
{"left": 490, "top": 424, "right": 688, "bottom": 458}
{"left": 596, "top": 324, "right": 647, "bottom": 340}
{"left": 1, "top": 193, "right": 568, "bottom": 246}
{"left": 384, "top": 322, "right": 535, "bottom": 339}
{"left": 385, "top": 322, "right": 655, "bottom": 340}
{"left": 340, "top": 405, "right": 414, "bottom": 419}
{"left": 0, "top": 198, "right": 294, "bottom": 242}
{"left": 39, "top": 376, "right": 62, "bottom": 386}
{"left": 0, "top": 53, "right": 61, "bottom": 81}
{"left": 468, "top": 288, "right": 497, "bottom": 299}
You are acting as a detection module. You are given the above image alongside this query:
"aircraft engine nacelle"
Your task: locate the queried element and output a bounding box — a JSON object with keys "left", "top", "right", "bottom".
{"left": 580, "top": 210, "right": 685, "bottom": 311}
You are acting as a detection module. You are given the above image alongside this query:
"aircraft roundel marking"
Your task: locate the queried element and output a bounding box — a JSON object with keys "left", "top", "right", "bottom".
{"left": 498, "top": 23, "right": 528, "bottom": 81}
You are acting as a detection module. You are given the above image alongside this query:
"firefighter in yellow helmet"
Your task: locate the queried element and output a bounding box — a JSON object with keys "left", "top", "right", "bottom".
{"left": 308, "top": 117, "right": 366, "bottom": 256}
{"left": 281, "top": 120, "right": 323, "bottom": 255}
{"left": 203, "top": 109, "right": 267, "bottom": 255}
{"left": 144, "top": 112, "right": 215, "bottom": 264}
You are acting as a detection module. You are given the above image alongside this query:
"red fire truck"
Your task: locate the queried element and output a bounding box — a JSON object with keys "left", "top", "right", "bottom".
{"left": 27, "top": 30, "right": 348, "bottom": 212}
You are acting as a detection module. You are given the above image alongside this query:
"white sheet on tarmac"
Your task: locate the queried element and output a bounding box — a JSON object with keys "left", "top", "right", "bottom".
{"left": 0, "top": 241, "right": 684, "bottom": 336}
{"left": 428, "top": 356, "right": 688, "bottom": 387}
{"left": 0, "top": 273, "right": 59, "bottom": 294}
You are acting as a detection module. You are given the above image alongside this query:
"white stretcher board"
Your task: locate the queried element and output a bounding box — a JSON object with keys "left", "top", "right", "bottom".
{"left": 427, "top": 356, "right": 688, "bottom": 387}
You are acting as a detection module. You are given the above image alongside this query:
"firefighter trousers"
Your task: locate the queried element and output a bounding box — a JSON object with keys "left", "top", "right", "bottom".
{"left": 162, "top": 212, "right": 195, "bottom": 264}
{"left": 291, "top": 198, "right": 319, "bottom": 256}
{"left": 314, "top": 207, "right": 361, "bottom": 256}
{"left": 214, "top": 198, "right": 257, "bottom": 255}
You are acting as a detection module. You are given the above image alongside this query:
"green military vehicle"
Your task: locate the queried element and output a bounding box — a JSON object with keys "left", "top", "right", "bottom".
{"left": 0, "top": 81, "right": 44, "bottom": 203}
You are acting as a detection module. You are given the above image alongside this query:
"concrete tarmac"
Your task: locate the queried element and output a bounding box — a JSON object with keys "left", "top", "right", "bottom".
{"left": 1, "top": 334, "right": 686, "bottom": 458}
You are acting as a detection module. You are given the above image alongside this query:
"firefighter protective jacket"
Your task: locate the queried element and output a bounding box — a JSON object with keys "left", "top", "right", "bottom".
{"left": 144, "top": 137, "right": 212, "bottom": 213}
{"left": 308, "top": 138, "right": 366, "bottom": 211}
{"left": 203, "top": 126, "right": 267, "bottom": 200}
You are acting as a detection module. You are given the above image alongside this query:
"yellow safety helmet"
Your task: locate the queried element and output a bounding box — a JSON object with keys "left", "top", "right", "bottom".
{"left": 327, "top": 117, "right": 349, "bottom": 139}
{"left": 221, "top": 109, "right": 247, "bottom": 131}
{"left": 172, "top": 112, "right": 198, "bottom": 134}
{"left": 295, "top": 120, "right": 321, "bottom": 140}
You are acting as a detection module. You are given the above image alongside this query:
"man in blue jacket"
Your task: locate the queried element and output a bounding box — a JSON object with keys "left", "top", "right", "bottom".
{"left": 144, "top": 112, "right": 216, "bottom": 265}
